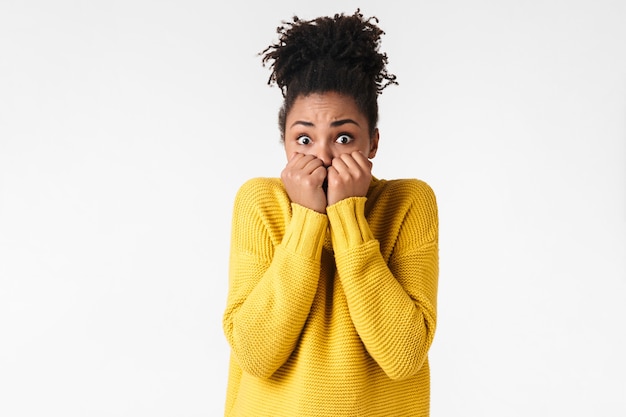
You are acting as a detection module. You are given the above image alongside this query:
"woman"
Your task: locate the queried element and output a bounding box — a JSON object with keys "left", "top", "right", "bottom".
{"left": 222, "top": 10, "right": 438, "bottom": 416}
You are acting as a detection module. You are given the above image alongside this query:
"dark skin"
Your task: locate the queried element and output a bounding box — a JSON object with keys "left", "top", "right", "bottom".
{"left": 281, "top": 91, "right": 379, "bottom": 213}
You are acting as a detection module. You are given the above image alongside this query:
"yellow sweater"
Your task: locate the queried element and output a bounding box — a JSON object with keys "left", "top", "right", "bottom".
{"left": 223, "top": 177, "right": 438, "bottom": 417}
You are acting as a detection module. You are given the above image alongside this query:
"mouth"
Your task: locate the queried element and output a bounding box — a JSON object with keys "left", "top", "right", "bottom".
{"left": 322, "top": 178, "right": 328, "bottom": 193}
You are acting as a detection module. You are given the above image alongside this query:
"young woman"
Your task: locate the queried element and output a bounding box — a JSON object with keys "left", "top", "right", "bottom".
{"left": 222, "top": 10, "right": 439, "bottom": 417}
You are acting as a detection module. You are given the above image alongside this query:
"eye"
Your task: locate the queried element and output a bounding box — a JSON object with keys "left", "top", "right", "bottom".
{"left": 336, "top": 134, "right": 353, "bottom": 144}
{"left": 296, "top": 135, "right": 312, "bottom": 145}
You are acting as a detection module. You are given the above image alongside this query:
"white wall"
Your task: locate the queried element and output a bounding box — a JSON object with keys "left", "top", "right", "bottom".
{"left": 1, "top": 1, "right": 624, "bottom": 416}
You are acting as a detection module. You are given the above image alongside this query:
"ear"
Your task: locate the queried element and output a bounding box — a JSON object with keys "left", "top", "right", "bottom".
{"left": 368, "top": 128, "right": 379, "bottom": 159}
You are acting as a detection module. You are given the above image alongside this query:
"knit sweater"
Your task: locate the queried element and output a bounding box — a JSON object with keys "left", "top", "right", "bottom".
{"left": 223, "top": 176, "right": 438, "bottom": 417}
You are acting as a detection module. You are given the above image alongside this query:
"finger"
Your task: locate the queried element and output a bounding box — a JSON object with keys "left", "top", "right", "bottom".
{"left": 303, "top": 156, "right": 325, "bottom": 173}
{"left": 330, "top": 155, "right": 349, "bottom": 175}
{"left": 347, "top": 151, "right": 373, "bottom": 171}
{"left": 285, "top": 152, "right": 303, "bottom": 168}
{"left": 332, "top": 153, "right": 367, "bottom": 176}
{"left": 287, "top": 153, "right": 318, "bottom": 171}
{"left": 312, "top": 165, "right": 328, "bottom": 184}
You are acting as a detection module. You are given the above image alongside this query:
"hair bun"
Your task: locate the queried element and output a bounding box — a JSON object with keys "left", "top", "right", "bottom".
{"left": 261, "top": 10, "right": 397, "bottom": 95}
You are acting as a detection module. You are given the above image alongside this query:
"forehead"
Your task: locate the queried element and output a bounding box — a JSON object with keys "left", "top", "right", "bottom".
{"left": 287, "top": 92, "right": 364, "bottom": 123}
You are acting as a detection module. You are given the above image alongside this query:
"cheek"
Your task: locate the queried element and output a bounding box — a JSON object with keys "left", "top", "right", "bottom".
{"left": 283, "top": 142, "right": 297, "bottom": 157}
{"left": 284, "top": 143, "right": 314, "bottom": 160}
{"left": 351, "top": 142, "right": 372, "bottom": 157}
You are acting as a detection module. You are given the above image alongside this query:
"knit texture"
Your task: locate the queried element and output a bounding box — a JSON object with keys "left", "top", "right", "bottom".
{"left": 223, "top": 177, "right": 438, "bottom": 417}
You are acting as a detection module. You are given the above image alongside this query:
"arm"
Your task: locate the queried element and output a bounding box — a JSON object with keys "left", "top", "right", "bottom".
{"left": 327, "top": 182, "right": 438, "bottom": 380}
{"left": 222, "top": 179, "right": 328, "bottom": 379}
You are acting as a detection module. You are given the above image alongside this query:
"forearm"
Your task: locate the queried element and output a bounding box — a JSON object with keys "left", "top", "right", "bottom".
{"left": 328, "top": 197, "right": 438, "bottom": 380}
{"left": 224, "top": 203, "right": 328, "bottom": 378}
{"left": 335, "top": 242, "right": 437, "bottom": 380}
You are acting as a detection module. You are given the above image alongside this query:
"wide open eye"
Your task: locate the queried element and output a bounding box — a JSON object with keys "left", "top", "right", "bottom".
{"left": 297, "top": 135, "right": 312, "bottom": 145}
{"left": 336, "top": 134, "right": 353, "bottom": 144}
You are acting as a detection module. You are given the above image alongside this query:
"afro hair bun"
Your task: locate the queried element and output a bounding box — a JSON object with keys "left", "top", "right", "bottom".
{"left": 261, "top": 9, "right": 397, "bottom": 97}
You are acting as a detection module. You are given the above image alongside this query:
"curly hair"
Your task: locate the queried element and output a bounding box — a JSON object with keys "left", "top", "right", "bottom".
{"left": 260, "top": 9, "right": 397, "bottom": 140}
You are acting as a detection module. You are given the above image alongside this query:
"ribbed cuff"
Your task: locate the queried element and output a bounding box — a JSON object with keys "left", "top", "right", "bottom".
{"left": 327, "top": 197, "right": 374, "bottom": 252}
{"left": 281, "top": 203, "right": 329, "bottom": 260}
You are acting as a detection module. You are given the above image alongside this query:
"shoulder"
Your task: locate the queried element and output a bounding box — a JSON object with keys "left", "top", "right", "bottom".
{"left": 233, "top": 177, "right": 290, "bottom": 214}
{"left": 374, "top": 178, "right": 437, "bottom": 207}
{"left": 235, "top": 177, "right": 286, "bottom": 201}
{"left": 369, "top": 178, "right": 438, "bottom": 229}
{"left": 236, "top": 177, "right": 284, "bottom": 192}
{"left": 387, "top": 178, "right": 435, "bottom": 196}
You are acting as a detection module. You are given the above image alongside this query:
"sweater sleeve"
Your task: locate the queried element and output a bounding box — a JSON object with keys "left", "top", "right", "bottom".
{"left": 223, "top": 179, "right": 328, "bottom": 378}
{"left": 327, "top": 181, "right": 438, "bottom": 380}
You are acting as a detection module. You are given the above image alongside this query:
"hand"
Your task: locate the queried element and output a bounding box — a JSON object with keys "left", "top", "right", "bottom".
{"left": 326, "top": 151, "right": 372, "bottom": 206}
{"left": 281, "top": 153, "right": 328, "bottom": 213}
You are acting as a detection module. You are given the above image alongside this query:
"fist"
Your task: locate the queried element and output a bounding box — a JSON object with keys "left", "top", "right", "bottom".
{"left": 326, "top": 151, "right": 372, "bottom": 206}
{"left": 281, "top": 153, "right": 328, "bottom": 213}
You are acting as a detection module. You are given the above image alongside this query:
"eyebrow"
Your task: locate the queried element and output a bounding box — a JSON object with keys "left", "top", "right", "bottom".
{"left": 290, "top": 119, "right": 361, "bottom": 129}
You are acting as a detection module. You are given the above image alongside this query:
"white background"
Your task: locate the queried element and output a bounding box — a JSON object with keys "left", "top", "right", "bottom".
{"left": 1, "top": 1, "right": 625, "bottom": 416}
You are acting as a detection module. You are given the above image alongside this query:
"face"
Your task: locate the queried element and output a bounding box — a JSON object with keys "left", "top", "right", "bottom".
{"left": 283, "top": 92, "right": 379, "bottom": 167}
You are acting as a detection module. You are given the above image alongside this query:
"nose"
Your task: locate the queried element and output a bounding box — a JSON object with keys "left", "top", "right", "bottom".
{"left": 317, "top": 144, "right": 333, "bottom": 167}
